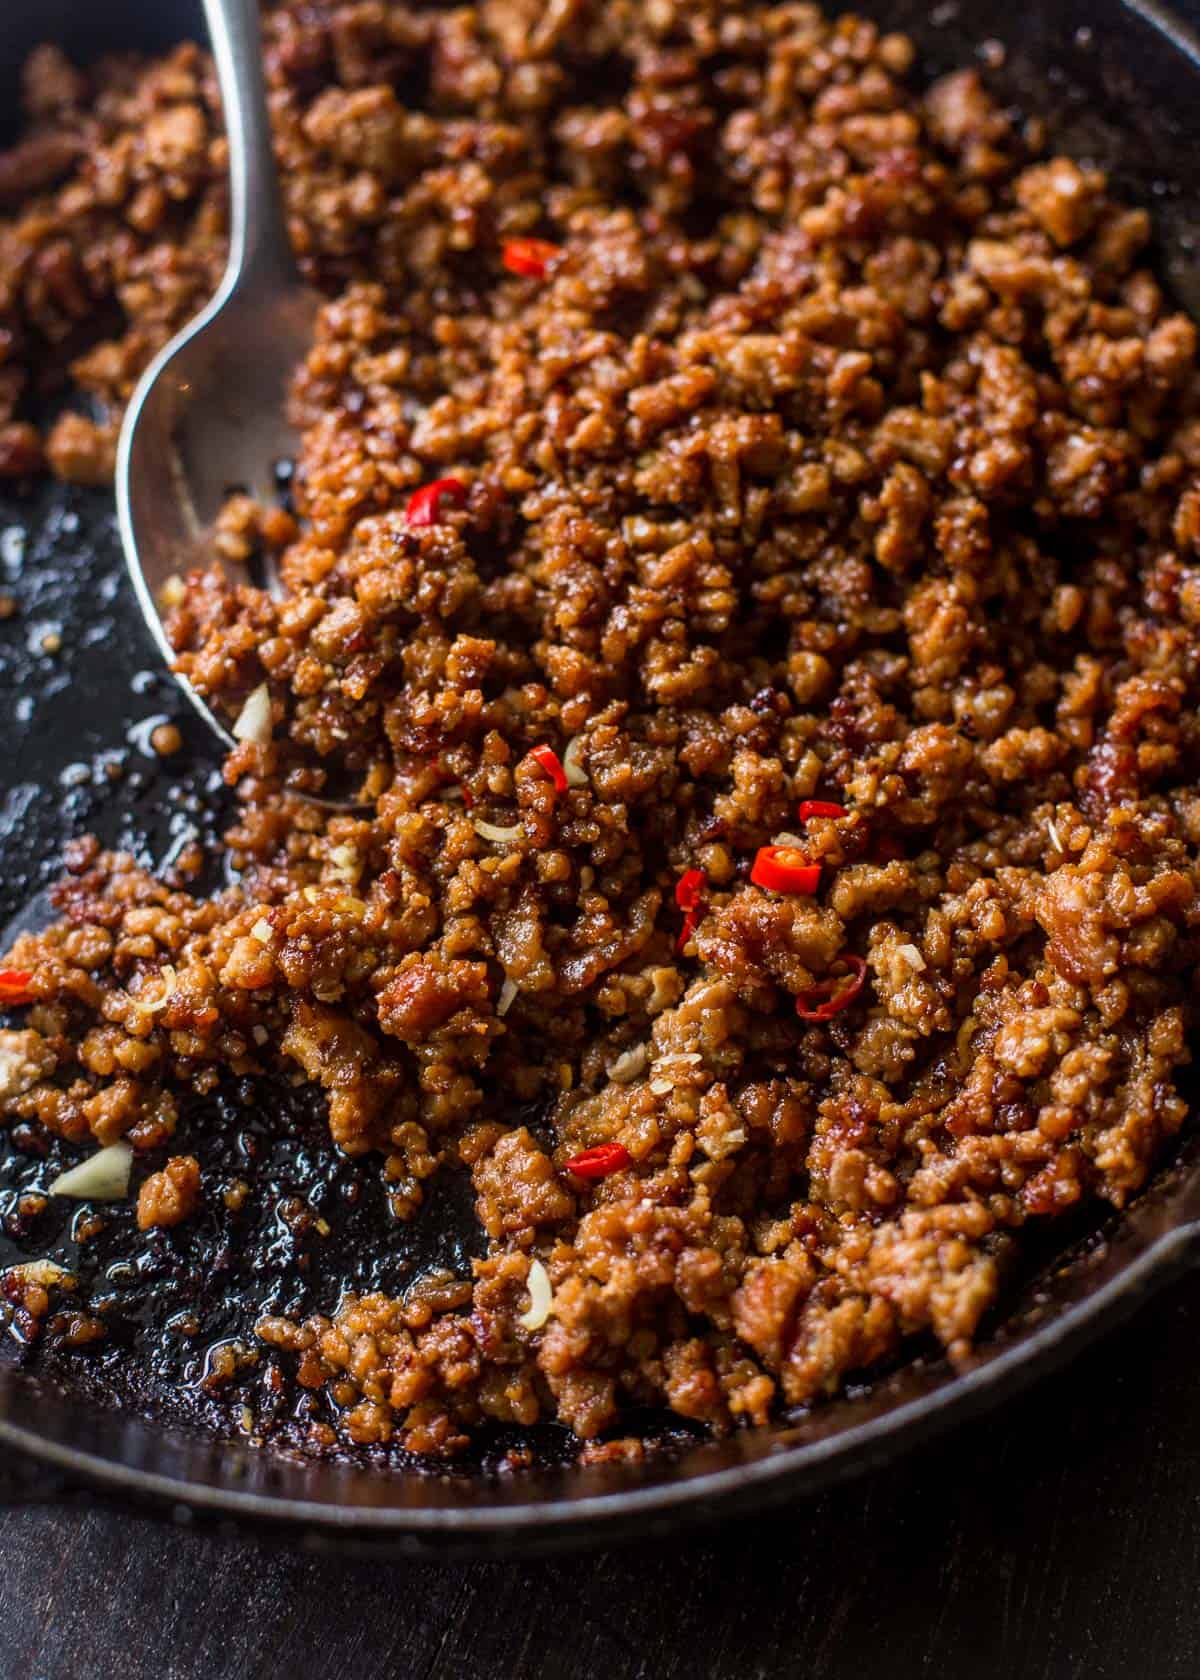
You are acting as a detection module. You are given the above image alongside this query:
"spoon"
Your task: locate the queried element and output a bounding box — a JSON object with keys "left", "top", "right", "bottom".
{"left": 116, "top": 0, "right": 319, "bottom": 752}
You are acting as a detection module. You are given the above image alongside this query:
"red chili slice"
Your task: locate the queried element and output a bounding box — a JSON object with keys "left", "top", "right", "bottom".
{"left": 675, "top": 868, "right": 706, "bottom": 950}
{"left": 795, "top": 954, "right": 868, "bottom": 1022}
{"left": 797, "top": 800, "right": 847, "bottom": 822}
{"left": 502, "top": 237, "right": 562, "bottom": 279}
{"left": 0, "top": 969, "right": 33, "bottom": 1005}
{"left": 750, "top": 846, "right": 821, "bottom": 895}
{"left": 526, "top": 744, "right": 568, "bottom": 793}
{"left": 405, "top": 477, "right": 467, "bottom": 528}
{"left": 563, "top": 1142, "right": 631, "bottom": 1180}
{"left": 675, "top": 868, "right": 705, "bottom": 912}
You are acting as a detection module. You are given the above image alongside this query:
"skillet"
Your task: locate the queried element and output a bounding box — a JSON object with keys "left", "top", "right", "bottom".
{"left": 2, "top": 0, "right": 1200, "bottom": 1558}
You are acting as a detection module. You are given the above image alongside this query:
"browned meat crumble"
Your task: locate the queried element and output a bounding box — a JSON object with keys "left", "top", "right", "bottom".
{"left": 2, "top": 0, "right": 1200, "bottom": 1457}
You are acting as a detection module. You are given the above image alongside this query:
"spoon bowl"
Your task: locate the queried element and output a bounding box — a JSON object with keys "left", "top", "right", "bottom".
{"left": 116, "top": 0, "right": 319, "bottom": 750}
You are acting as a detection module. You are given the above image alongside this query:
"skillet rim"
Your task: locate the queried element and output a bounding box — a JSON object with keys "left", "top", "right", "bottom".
{"left": 4, "top": 0, "right": 1200, "bottom": 1553}
{"left": 3, "top": 1216, "right": 1200, "bottom": 1554}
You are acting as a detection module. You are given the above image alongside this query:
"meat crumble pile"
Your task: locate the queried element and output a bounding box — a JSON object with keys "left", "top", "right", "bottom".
{"left": 3, "top": 0, "right": 1200, "bottom": 1459}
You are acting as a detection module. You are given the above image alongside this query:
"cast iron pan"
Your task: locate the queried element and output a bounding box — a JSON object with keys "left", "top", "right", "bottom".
{"left": 2, "top": 0, "right": 1200, "bottom": 1559}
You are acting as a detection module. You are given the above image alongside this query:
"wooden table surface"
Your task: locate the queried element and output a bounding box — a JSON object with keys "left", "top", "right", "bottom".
{"left": 3, "top": 1265, "right": 1199, "bottom": 1680}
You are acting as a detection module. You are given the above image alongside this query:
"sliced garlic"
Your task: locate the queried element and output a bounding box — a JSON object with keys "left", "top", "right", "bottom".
{"left": 606, "top": 1044, "right": 648, "bottom": 1084}
{"left": 139, "top": 965, "right": 177, "bottom": 1014}
{"left": 232, "top": 683, "right": 272, "bottom": 745}
{"left": 49, "top": 1141, "right": 134, "bottom": 1201}
{"left": 518, "top": 1258, "right": 553, "bottom": 1331}
{"left": 561, "top": 734, "right": 589, "bottom": 788}
{"left": 473, "top": 818, "right": 523, "bottom": 844}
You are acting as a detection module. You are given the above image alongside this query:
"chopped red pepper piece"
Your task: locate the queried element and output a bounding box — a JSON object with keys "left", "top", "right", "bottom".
{"left": 675, "top": 867, "right": 706, "bottom": 951}
{"left": 0, "top": 969, "right": 33, "bottom": 1005}
{"left": 750, "top": 846, "right": 821, "bottom": 895}
{"left": 502, "top": 237, "right": 562, "bottom": 279}
{"left": 526, "top": 744, "right": 568, "bottom": 793}
{"left": 675, "top": 868, "right": 705, "bottom": 911}
{"left": 795, "top": 954, "right": 868, "bottom": 1022}
{"left": 563, "top": 1142, "right": 631, "bottom": 1180}
{"left": 797, "top": 800, "right": 847, "bottom": 822}
{"left": 405, "top": 477, "right": 467, "bottom": 528}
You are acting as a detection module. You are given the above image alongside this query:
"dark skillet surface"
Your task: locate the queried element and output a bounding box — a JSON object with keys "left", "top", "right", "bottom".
{"left": 4, "top": 0, "right": 1196, "bottom": 1572}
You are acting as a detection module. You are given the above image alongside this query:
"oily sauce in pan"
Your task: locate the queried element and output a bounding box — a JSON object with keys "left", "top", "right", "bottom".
{"left": 2, "top": 2, "right": 1200, "bottom": 1468}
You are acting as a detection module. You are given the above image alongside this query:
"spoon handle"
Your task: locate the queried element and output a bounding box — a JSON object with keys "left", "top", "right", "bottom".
{"left": 202, "top": 0, "right": 295, "bottom": 289}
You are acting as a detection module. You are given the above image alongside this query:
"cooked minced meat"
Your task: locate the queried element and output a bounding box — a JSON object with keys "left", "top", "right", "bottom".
{"left": 2, "top": 0, "right": 1200, "bottom": 1455}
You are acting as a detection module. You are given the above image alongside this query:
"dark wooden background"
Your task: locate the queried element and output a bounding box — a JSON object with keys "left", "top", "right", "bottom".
{"left": 3, "top": 1267, "right": 1200, "bottom": 1679}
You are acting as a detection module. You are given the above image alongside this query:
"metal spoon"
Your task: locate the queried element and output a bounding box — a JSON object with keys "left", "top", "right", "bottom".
{"left": 116, "top": 0, "right": 319, "bottom": 752}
